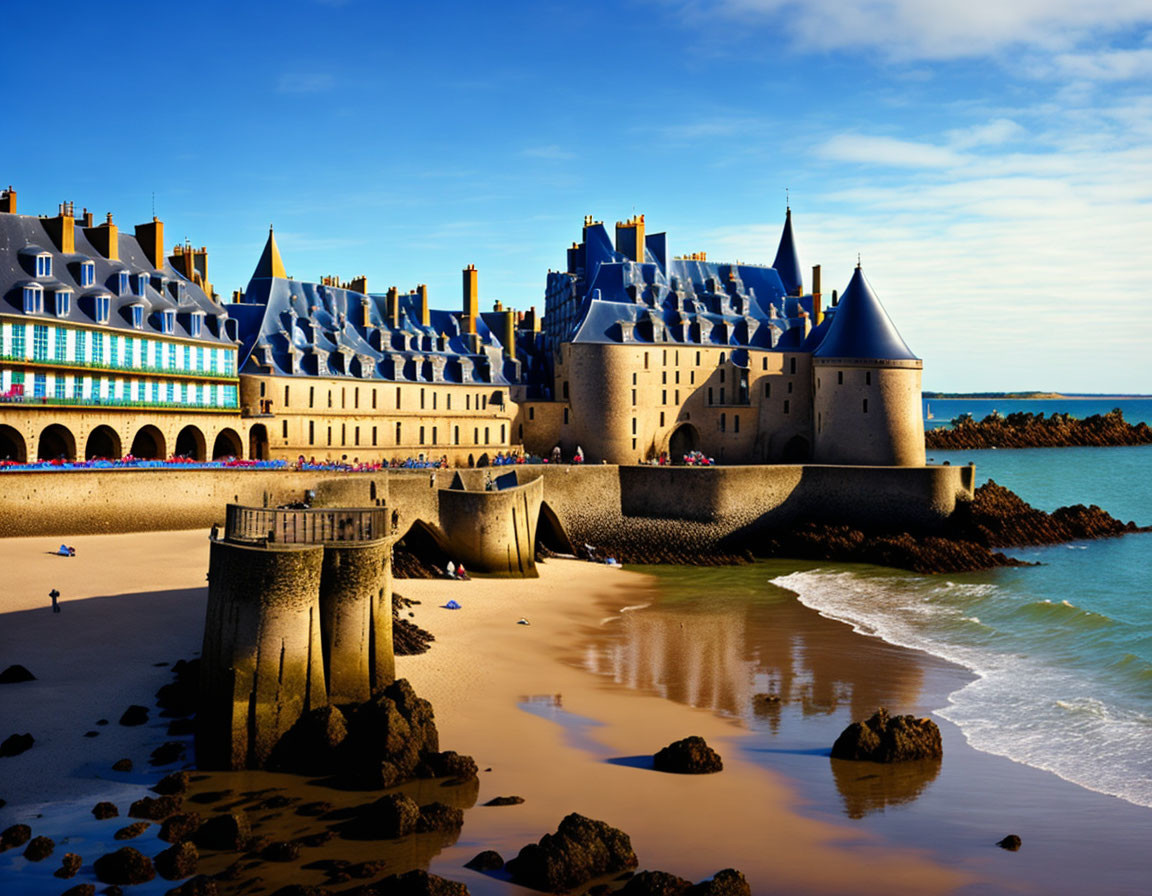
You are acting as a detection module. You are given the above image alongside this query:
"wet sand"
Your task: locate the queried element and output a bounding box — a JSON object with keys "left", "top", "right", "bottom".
{"left": 1, "top": 530, "right": 1148, "bottom": 894}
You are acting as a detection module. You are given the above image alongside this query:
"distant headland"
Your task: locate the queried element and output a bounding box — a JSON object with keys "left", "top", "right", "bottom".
{"left": 923, "top": 391, "right": 1151, "bottom": 400}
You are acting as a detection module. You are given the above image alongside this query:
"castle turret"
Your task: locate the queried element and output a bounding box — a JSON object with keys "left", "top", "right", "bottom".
{"left": 811, "top": 266, "right": 924, "bottom": 466}
{"left": 252, "top": 226, "right": 288, "bottom": 280}
{"left": 772, "top": 207, "right": 802, "bottom": 296}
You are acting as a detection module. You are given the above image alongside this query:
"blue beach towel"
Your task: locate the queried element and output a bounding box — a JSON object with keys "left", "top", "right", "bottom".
{"left": 444, "top": 600, "right": 462, "bottom": 610}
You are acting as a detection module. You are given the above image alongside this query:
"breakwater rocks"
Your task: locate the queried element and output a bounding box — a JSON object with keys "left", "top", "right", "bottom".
{"left": 756, "top": 480, "right": 1143, "bottom": 574}
{"left": 926, "top": 408, "right": 1152, "bottom": 450}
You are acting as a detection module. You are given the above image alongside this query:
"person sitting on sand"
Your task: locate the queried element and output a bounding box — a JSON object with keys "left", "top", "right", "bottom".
{"left": 446, "top": 560, "right": 456, "bottom": 578}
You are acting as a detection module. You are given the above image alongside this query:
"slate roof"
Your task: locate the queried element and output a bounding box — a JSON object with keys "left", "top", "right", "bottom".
{"left": 541, "top": 211, "right": 818, "bottom": 353}
{"left": 0, "top": 212, "right": 233, "bottom": 345}
{"left": 227, "top": 231, "right": 514, "bottom": 384}
{"left": 771, "top": 207, "right": 802, "bottom": 296}
{"left": 812, "top": 266, "right": 918, "bottom": 362}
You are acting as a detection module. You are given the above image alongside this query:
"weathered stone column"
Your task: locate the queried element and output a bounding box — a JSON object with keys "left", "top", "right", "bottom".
{"left": 198, "top": 539, "right": 327, "bottom": 770}
{"left": 317, "top": 537, "right": 394, "bottom": 703}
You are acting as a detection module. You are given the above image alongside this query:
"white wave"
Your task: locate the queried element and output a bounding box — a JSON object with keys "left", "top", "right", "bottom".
{"left": 620, "top": 602, "right": 652, "bottom": 613}
{"left": 772, "top": 569, "right": 1152, "bottom": 810}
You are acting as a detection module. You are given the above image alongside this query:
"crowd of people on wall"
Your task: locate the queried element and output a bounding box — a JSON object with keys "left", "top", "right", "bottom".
{"left": 0, "top": 455, "right": 288, "bottom": 472}
{"left": 644, "top": 449, "right": 717, "bottom": 466}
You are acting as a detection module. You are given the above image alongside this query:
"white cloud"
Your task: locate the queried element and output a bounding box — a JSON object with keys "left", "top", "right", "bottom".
{"left": 946, "top": 118, "right": 1025, "bottom": 148}
{"left": 818, "top": 135, "right": 963, "bottom": 168}
{"left": 671, "top": 0, "right": 1152, "bottom": 64}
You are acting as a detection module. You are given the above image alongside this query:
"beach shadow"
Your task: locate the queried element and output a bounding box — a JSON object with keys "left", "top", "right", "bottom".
{"left": 605, "top": 755, "right": 654, "bottom": 770}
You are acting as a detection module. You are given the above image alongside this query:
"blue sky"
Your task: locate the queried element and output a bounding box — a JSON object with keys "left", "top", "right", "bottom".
{"left": 6, "top": 0, "right": 1151, "bottom": 391}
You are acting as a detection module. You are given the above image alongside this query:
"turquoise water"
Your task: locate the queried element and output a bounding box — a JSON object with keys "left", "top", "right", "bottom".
{"left": 923, "top": 396, "right": 1152, "bottom": 429}
{"left": 781, "top": 443, "right": 1152, "bottom": 808}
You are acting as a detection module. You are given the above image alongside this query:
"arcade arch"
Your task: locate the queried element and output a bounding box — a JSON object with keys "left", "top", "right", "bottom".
{"left": 130, "top": 425, "right": 166, "bottom": 460}
{"left": 85, "top": 425, "right": 121, "bottom": 460}
{"left": 37, "top": 424, "right": 76, "bottom": 461}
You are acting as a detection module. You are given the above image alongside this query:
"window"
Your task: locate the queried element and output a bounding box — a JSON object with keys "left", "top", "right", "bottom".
{"left": 309, "top": 421, "right": 315, "bottom": 444}
{"left": 54, "top": 328, "right": 66, "bottom": 361}
{"left": 445, "top": 393, "right": 451, "bottom": 410}
{"left": 720, "top": 387, "right": 725, "bottom": 404}
{"left": 125, "top": 337, "right": 135, "bottom": 368}
{"left": 660, "top": 411, "right": 665, "bottom": 426}
{"left": 420, "top": 388, "right": 425, "bottom": 409}
{"left": 354, "top": 388, "right": 359, "bottom": 409}
{"left": 189, "top": 315, "right": 202, "bottom": 338}
{"left": 80, "top": 261, "right": 95, "bottom": 287}
{"left": 644, "top": 352, "right": 649, "bottom": 369}
{"left": 117, "top": 271, "right": 130, "bottom": 295}
{"left": 355, "top": 426, "right": 360, "bottom": 446}
{"left": 166, "top": 381, "right": 174, "bottom": 402}
{"left": 395, "top": 387, "right": 401, "bottom": 408}
{"left": 720, "top": 368, "right": 725, "bottom": 383}
{"left": 787, "top": 381, "right": 793, "bottom": 394}
{"left": 131, "top": 305, "right": 143, "bottom": 329}
{"left": 224, "top": 352, "right": 234, "bottom": 376}
{"left": 35, "top": 254, "right": 52, "bottom": 277}
{"left": 34, "top": 373, "right": 46, "bottom": 398}
{"left": 762, "top": 357, "right": 767, "bottom": 370}
{"left": 134, "top": 273, "right": 149, "bottom": 296}
{"left": 33, "top": 324, "right": 48, "bottom": 361}
{"left": 395, "top": 422, "right": 402, "bottom": 444}
{"left": 95, "top": 294, "right": 110, "bottom": 323}
{"left": 72, "top": 375, "right": 82, "bottom": 399}
{"left": 12, "top": 324, "right": 25, "bottom": 358}
{"left": 563, "top": 408, "right": 569, "bottom": 425}
{"left": 419, "top": 425, "right": 425, "bottom": 443}
{"left": 790, "top": 357, "right": 796, "bottom": 374}
{"left": 837, "top": 371, "right": 843, "bottom": 385}
{"left": 162, "top": 310, "right": 175, "bottom": 334}
{"left": 55, "top": 376, "right": 66, "bottom": 399}
{"left": 473, "top": 427, "right": 478, "bottom": 443}
{"left": 23, "top": 284, "right": 43, "bottom": 314}
{"left": 309, "top": 386, "right": 315, "bottom": 408}
{"left": 708, "top": 387, "right": 713, "bottom": 405}
{"left": 784, "top": 399, "right": 790, "bottom": 414}
{"left": 631, "top": 418, "right": 637, "bottom": 435}
{"left": 196, "top": 347, "right": 204, "bottom": 372}
{"left": 695, "top": 351, "right": 700, "bottom": 365}
{"left": 734, "top": 415, "right": 740, "bottom": 433}
{"left": 499, "top": 424, "right": 504, "bottom": 443}
{"left": 75, "top": 329, "right": 86, "bottom": 362}
{"left": 327, "top": 391, "right": 332, "bottom": 408}
{"left": 453, "top": 426, "right": 459, "bottom": 445}
{"left": 341, "top": 423, "right": 346, "bottom": 445}
{"left": 865, "top": 371, "right": 872, "bottom": 386}
{"left": 372, "top": 427, "right": 377, "bottom": 446}
{"left": 283, "top": 420, "right": 289, "bottom": 439}
{"left": 863, "top": 398, "right": 869, "bottom": 413}
{"left": 327, "top": 427, "right": 332, "bottom": 446}
{"left": 284, "top": 385, "right": 290, "bottom": 406}
{"left": 631, "top": 389, "right": 636, "bottom": 406}
{"left": 529, "top": 406, "right": 535, "bottom": 420}
{"left": 92, "top": 332, "right": 103, "bottom": 365}
{"left": 54, "top": 289, "right": 71, "bottom": 317}
{"left": 720, "top": 413, "right": 726, "bottom": 433}
{"left": 484, "top": 426, "right": 490, "bottom": 443}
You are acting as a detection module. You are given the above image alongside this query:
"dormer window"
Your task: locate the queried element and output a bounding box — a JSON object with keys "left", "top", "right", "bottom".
{"left": 23, "top": 283, "right": 44, "bottom": 314}
{"left": 170, "top": 281, "right": 185, "bottom": 301}
{"left": 117, "top": 271, "right": 130, "bottom": 295}
{"left": 189, "top": 313, "right": 203, "bottom": 338}
{"left": 162, "top": 310, "right": 175, "bottom": 335}
{"left": 95, "top": 294, "right": 110, "bottom": 324}
{"left": 54, "top": 288, "right": 72, "bottom": 317}
{"left": 135, "top": 273, "right": 149, "bottom": 296}
{"left": 131, "top": 305, "right": 144, "bottom": 329}
{"left": 35, "top": 253, "right": 52, "bottom": 277}
{"left": 80, "top": 261, "right": 96, "bottom": 287}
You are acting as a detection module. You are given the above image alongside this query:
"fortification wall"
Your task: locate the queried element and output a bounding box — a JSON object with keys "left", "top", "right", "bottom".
{"left": 437, "top": 477, "right": 543, "bottom": 576}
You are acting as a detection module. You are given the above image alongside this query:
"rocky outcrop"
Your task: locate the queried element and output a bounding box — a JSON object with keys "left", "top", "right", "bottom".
{"left": 926, "top": 409, "right": 1152, "bottom": 450}
{"left": 371, "top": 869, "right": 470, "bottom": 895}
{"left": 0, "top": 664, "right": 35, "bottom": 683}
{"left": 114, "top": 822, "right": 152, "bottom": 840}
{"left": 153, "top": 771, "right": 191, "bottom": 795}
{"left": 998, "top": 834, "right": 1022, "bottom": 851}
{"left": 191, "top": 813, "right": 251, "bottom": 851}
{"left": 0, "top": 732, "right": 34, "bottom": 756}
{"left": 507, "top": 813, "right": 638, "bottom": 893}
{"left": 465, "top": 850, "right": 505, "bottom": 871}
{"left": 831, "top": 709, "right": 942, "bottom": 762}
{"left": 129, "top": 795, "right": 183, "bottom": 820}
{"left": 653, "top": 736, "right": 723, "bottom": 774}
{"left": 93, "top": 846, "right": 156, "bottom": 885}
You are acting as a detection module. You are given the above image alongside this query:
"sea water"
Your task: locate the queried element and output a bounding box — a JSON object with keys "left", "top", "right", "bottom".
{"left": 778, "top": 442, "right": 1152, "bottom": 809}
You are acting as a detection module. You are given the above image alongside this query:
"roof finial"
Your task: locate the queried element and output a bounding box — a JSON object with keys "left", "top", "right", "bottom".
{"left": 785, "top": 187, "right": 790, "bottom": 211}
{"left": 856, "top": 252, "right": 862, "bottom": 269}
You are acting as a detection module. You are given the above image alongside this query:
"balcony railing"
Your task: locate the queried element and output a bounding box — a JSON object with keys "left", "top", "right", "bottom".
{"left": 224, "top": 504, "right": 389, "bottom": 545}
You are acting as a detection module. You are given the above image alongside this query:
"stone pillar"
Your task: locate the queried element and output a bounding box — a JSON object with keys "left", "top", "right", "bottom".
{"left": 198, "top": 539, "right": 327, "bottom": 770}
{"left": 318, "top": 538, "right": 394, "bottom": 704}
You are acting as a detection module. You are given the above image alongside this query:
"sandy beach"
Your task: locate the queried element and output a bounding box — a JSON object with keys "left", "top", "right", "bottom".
{"left": 1, "top": 529, "right": 1150, "bottom": 895}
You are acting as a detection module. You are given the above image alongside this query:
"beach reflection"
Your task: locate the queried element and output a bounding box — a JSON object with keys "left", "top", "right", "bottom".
{"left": 577, "top": 563, "right": 939, "bottom": 817}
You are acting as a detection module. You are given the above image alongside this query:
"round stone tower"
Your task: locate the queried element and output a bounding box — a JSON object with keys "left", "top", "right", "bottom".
{"left": 811, "top": 266, "right": 925, "bottom": 466}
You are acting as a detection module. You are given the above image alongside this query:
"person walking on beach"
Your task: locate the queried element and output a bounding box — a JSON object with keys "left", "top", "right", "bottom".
{"left": 49, "top": 588, "right": 60, "bottom": 613}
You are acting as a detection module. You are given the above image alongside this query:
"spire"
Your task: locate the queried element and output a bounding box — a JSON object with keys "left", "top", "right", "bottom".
{"left": 772, "top": 206, "right": 802, "bottom": 296}
{"left": 252, "top": 226, "right": 287, "bottom": 280}
{"left": 812, "top": 266, "right": 918, "bottom": 361}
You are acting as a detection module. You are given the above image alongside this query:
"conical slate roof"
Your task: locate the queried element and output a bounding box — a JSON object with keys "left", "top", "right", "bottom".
{"left": 772, "top": 207, "right": 802, "bottom": 296}
{"left": 252, "top": 226, "right": 287, "bottom": 280}
{"left": 812, "top": 266, "right": 918, "bottom": 361}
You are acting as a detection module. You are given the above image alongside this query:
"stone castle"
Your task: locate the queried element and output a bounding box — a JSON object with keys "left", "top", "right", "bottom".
{"left": 0, "top": 185, "right": 923, "bottom": 469}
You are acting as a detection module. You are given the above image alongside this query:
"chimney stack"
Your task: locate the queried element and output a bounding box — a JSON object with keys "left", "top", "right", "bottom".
{"left": 386, "top": 286, "right": 400, "bottom": 328}
{"left": 1, "top": 185, "right": 15, "bottom": 214}
{"left": 811, "top": 264, "right": 822, "bottom": 325}
{"left": 614, "top": 214, "right": 645, "bottom": 262}
{"left": 502, "top": 310, "right": 517, "bottom": 361}
{"left": 462, "top": 264, "right": 478, "bottom": 334}
{"left": 135, "top": 216, "right": 165, "bottom": 270}
{"left": 45, "top": 202, "right": 76, "bottom": 254}
{"left": 417, "top": 284, "right": 430, "bottom": 327}
{"left": 85, "top": 212, "right": 119, "bottom": 261}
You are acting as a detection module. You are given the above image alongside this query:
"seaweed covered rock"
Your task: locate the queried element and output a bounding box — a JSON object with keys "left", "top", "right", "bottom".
{"left": 621, "top": 870, "right": 693, "bottom": 895}
{"left": 155, "top": 841, "right": 199, "bottom": 880}
{"left": 54, "top": 852, "right": 83, "bottom": 878}
{"left": 337, "top": 793, "right": 421, "bottom": 840}
{"left": 129, "top": 794, "right": 183, "bottom": 820}
{"left": 153, "top": 771, "right": 192, "bottom": 795}
{"left": 265, "top": 705, "right": 348, "bottom": 775}
{"left": 508, "top": 813, "right": 638, "bottom": 893}
{"left": 159, "top": 812, "right": 203, "bottom": 843}
{"left": 926, "top": 408, "right": 1152, "bottom": 450}
{"left": 93, "top": 846, "right": 156, "bottom": 885}
{"left": 191, "top": 812, "right": 250, "bottom": 851}
{"left": 92, "top": 801, "right": 119, "bottom": 819}
{"left": 464, "top": 850, "right": 504, "bottom": 871}
{"left": 415, "top": 802, "right": 464, "bottom": 834}
{"left": 831, "top": 709, "right": 942, "bottom": 762}
{"left": 653, "top": 736, "right": 723, "bottom": 774}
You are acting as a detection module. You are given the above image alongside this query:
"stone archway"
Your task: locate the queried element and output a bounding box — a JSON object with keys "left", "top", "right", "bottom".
{"left": 668, "top": 422, "right": 700, "bottom": 459}
{"left": 248, "top": 423, "right": 269, "bottom": 461}
{"left": 130, "top": 425, "right": 166, "bottom": 460}
{"left": 782, "top": 435, "right": 810, "bottom": 463}
{"left": 174, "top": 425, "right": 207, "bottom": 460}
{"left": 0, "top": 424, "right": 27, "bottom": 463}
{"left": 535, "top": 501, "right": 575, "bottom": 556}
{"left": 37, "top": 424, "right": 77, "bottom": 461}
{"left": 212, "top": 428, "right": 243, "bottom": 460}
{"left": 85, "top": 425, "right": 122, "bottom": 460}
